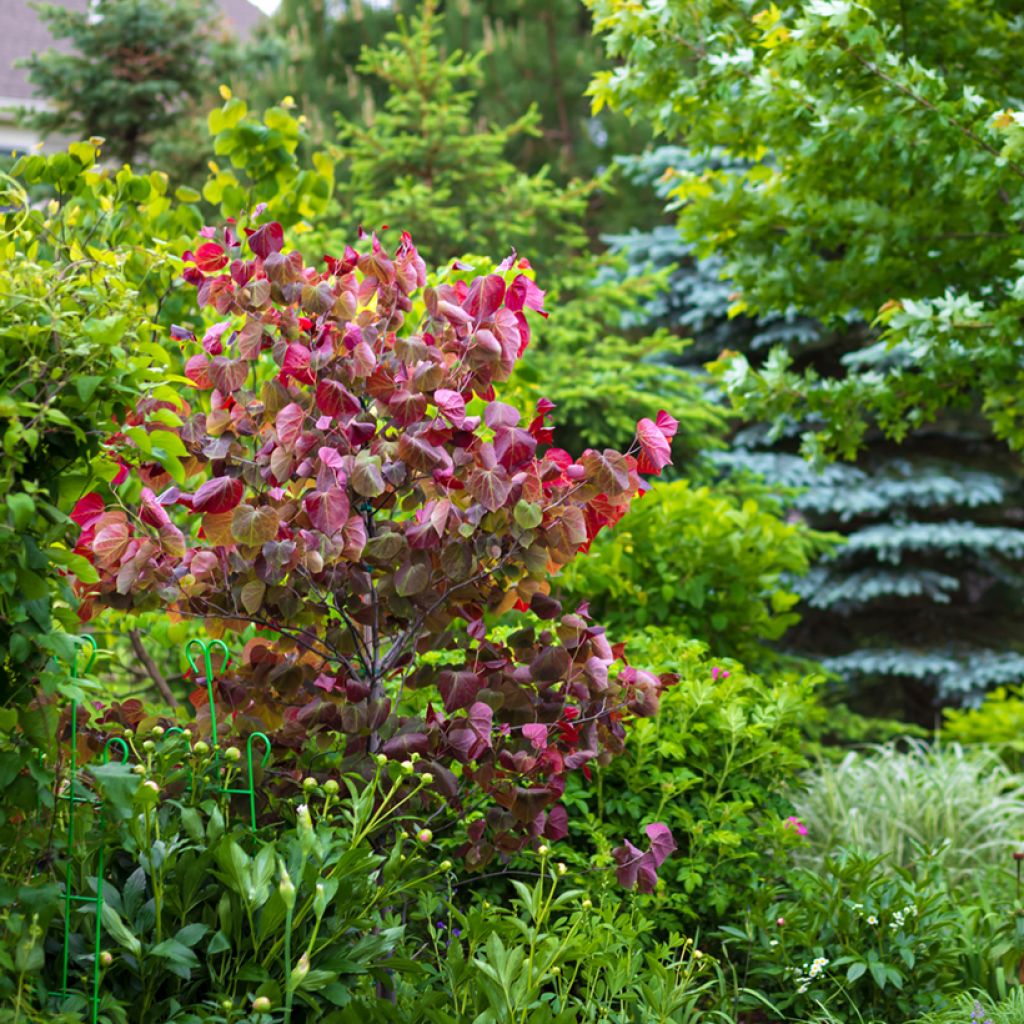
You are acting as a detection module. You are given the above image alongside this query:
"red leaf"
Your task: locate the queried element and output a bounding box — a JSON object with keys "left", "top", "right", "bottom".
{"left": 467, "top": 462, "right": 511, "bottom": 512}
{"left": 71, "top": 493, "right": 105, "bottom": 530}
{"left": 636, "top": 417, "right": 673, "bottom": 475}
{"left": 522, "top": 723, "right": 548, "bottom": 751}
{"left": 276, "top": 403, "right": 305, "bottom": 449}
{"left": 193, "top": 476, "right": 244, "bottom": 515}
{"left": 316, "top": 379, "right": 360, "bottom": 418}
{"left": 209, "top": 356, "right": 248, "bottom": 394}
{"left": 389, "top": 389, "right": 427, "bottom": 427}
{"left": 438, "top": 669, "right": 482, "bottom": 712}
{"left": 646, "top": 822, "right": 676, "bottom": 868}
{"left": 484, "top": 401, "right": 520, "bottom": 429}
{"left": 282, "top": 343, "right": 314, "bottom": 385}
{"left": 655, "top": 410, "right": 679, "bottom": 440}
{"left": 466, "top": 274, "right": 506, "bottom": 319}
{"left": 184, "top": 353, "right": 213, "bottom": 390}
{"left": 433, "top": 388, "right": 467, "bottom": 427}
{"left": 506, "top": 274, "right": 548, "bottom": 317}
{"left": 305, "top": 486, "right": 350, "bottom": 534}
{"left": 93, "top": 519, "right": 130, "bottom": 567}
{"left": 249, "top": 222, "right": 284, "bottom": 259}
{"left": 194, "top": 241, "right": 227, "bottom": 273}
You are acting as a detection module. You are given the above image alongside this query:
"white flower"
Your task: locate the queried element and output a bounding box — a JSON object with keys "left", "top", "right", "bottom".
{"left": 867, "top": 915, "right": 878, "bottom": 925}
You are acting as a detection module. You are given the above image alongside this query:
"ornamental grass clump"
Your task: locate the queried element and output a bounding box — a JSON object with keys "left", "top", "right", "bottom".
{"left": 793, "top": 741, "right": 1024, "bottom": 886}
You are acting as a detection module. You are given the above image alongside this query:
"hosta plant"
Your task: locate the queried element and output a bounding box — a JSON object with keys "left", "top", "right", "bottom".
{"left": 68, "top": 222, "right": 678, "bottom": 880}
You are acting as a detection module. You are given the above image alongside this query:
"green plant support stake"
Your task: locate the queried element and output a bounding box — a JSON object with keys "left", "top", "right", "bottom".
{"left": 184, "top": 637, "right": 231, "bottom": 751}
{"left": 55, "top": 636, "right": 129, "bottom": 1024}
{"left": 184, "top": 638, "right": 269, "bottom": 832}
{"left": 56, "top": 634, "right": 97, "bottom": 1006}
{"left": 220, "top": 732, "right": 272, "bottom": 832}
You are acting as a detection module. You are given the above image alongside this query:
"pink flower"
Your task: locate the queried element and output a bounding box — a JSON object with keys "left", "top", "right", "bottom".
{"left": 711, "top": 666, "right": 730, "bottom": 682}
{"left": 784, "top": 816, "right": 809, "bottom": 836}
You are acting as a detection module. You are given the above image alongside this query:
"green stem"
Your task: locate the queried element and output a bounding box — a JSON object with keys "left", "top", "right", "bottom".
{"left": 283, "top": 901, "right": 294, "bottom": 1024}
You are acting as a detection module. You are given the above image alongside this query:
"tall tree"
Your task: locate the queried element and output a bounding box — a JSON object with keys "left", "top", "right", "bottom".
{"left": 258, "top": 0, "right": 647, "bottom": 184}
{"left": 21, "top": 0, "right": 239, "bottom": 164}
{"left": 589, "top": 4, "right": 1024, "bottom": 719}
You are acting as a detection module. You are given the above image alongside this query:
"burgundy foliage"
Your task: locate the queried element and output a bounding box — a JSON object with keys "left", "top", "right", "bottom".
{"left": 71, "top": 223, "right": 679, "bottom": 875}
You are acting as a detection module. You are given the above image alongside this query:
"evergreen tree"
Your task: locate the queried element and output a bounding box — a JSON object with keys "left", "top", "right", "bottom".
{"left": 20, "top": 0, "right": 240, "bottom": 165}
{"left": 323, "top": 0, "right": 590, "bottom": 270}
{"left": 256, "top": 0, "right": 648, "bottom": 190}
{"left": 609, "top": 147, "right": 1024, "bottom": 720}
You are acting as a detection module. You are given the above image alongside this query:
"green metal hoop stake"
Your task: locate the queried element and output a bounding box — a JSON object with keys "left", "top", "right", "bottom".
{"left": 183, "top": 639, "right": 269, "bottom": 832}
{"left": 219, "top": 732, "right": 272, "bottom": 832}
{"left": 56, "top": 634, "right": 97, "bottom": 1006}
{"left": 87, "top": 737, "right": 129, "bottom": 1024}
{"left": 184, "top": 638, "right": 231, "bottom": 751}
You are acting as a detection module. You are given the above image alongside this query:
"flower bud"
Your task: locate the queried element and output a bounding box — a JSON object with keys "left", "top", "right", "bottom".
{"left": 143, "top": 780, "right": 159, "bottom": 793}
{"left": 194, "top": 741, "right": 210, "bottom": 756}
{"left": 537, "top": 844, "right": 549, "bottom": 856}
{"left": 132, "top": 764, "right": 146, "bottom": 776}
{"left": 556, "top": 862, "right": 567, "bottom": 876}
{"left": 221, "top": 999, "right": 233, "bottom": 1012}
{"left": 290, "top": 951, "right": 310, "bottom": 986}
{"left": 440, "top": 859, "right": 453, "bottom": 871}
{"left": 151, "top": 726, "right": 165, "bottom": 737}
{"left": 400, "top": 760, "right": 414, "bottom": 774}
{"left": 296, "top": 803, "right": 313, "bottom": 832}
{"left": 419, "top": 772, "right": 434, "bottom": 785}
{"left": 417, "top": 828, "right": 433, "bottom": 843}
{"left": 374, "top": 753, "right": 388, "bottom": 767}
{"left": 224, "top": 746, "right": 241, "bottom": 763}
{"left": 776, "top": 917, "right": 786, "bottom": 927}
{"left": 99, "top": 950, "right": 113, "bottom": 967}
{"left": 252, "top": 995, "right": 271, "bottom": 1013}
{"left": 143, "top": 740, "right": 156, "bottom": 752}
{"left": 693, "top": 949, "right": 704, "bottom": 959}
{"left": 278, "top": 868, "right": 296, "bottom": 909}
{"left": 581, "top": 898, "right": 593, "bottom": 910}
{"left": 302, "top": 776, "right": 318, "bottom": 791}
{"left": 551, "top": 966, "right": 561, "bottom": 976}
{"left": 324, "top": 779, "right": 339, "bottom": 795}
{"left": 410, "top": 752, "right": 421, "bottom": 763}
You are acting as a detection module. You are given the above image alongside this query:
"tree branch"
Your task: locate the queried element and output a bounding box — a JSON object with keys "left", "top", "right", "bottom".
{"left": 129, "top": 629, "right": 180, "bottom": 708}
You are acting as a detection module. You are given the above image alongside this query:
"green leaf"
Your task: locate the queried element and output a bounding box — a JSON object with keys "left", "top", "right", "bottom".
{"left": 7, "top": 494, "right": 36, "bottom": 530}
{"left": 101, "top": 903, "right": 141, "bottom": 956}
{"left": 514, "top": 500, "right": 542, "bottom": 530}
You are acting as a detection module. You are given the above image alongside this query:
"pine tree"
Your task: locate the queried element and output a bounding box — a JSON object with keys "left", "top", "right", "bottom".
{"left": 20, "top": 0, "right": 240, "bottom": 165}
{"left": 255, "top": 0, "right": 648, "bottom": 189}
{"left": 322, "top": 0, "right": 591, "bottom": 270}
{"left": 308, "top": 3, "right": 716, "bottom": 463}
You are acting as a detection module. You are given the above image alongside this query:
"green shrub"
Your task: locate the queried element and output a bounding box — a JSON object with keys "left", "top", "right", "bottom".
{"left": 792, "top": 742, "right": 1024, "bottom": 888}
{"left": 563, "top": 628, "right": 821, "bottom": 935}
{"left": 944, "top": 688, "right": 1024, "bottom": 770}
{"left": 560, "top": 480, "right": 835, "bottom": 670}
{"left": 0, "top": 726, "right": 729, "bottom": 1023}
{"left": 721, "top": 848, "right": 965, "bottom": 1023}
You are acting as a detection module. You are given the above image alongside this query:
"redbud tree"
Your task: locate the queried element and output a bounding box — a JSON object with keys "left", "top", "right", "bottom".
{"left": 70, "top": 222, "right": 678, "bottom": 882}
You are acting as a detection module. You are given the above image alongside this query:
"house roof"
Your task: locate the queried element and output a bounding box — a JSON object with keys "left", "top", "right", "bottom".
{"left": 0, "top": 0, "right": 265, "bottom": 103}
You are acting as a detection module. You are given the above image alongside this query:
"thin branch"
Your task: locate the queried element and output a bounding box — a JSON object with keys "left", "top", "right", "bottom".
{"left": 845, "top": 48, "right": 1024, "bottom": 182}
{"left": 129, "top": 629, "right": 180, "bottom": 708}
